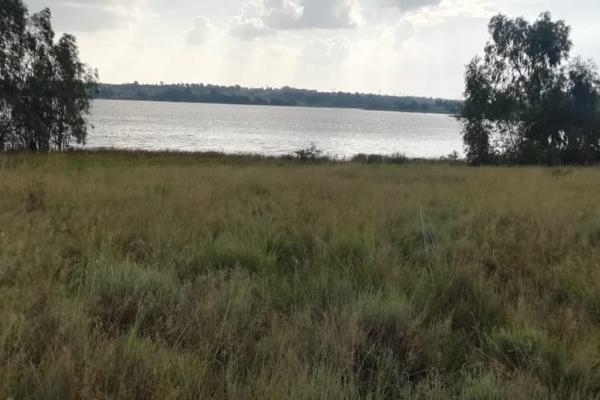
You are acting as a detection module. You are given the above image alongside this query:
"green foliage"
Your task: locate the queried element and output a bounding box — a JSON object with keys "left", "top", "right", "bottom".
{"left": 461, "top": 12, "right": 600, "bottom": 165}
{"left": 0, "top": 0, "right": 97, "bottom": 151}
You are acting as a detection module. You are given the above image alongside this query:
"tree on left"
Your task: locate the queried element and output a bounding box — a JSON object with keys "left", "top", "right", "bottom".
{"left": 0, "top": 0, "right": 97, "bottom": 151}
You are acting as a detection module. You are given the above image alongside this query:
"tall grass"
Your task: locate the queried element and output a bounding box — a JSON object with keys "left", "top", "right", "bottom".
{"left": 1, "top": 151, "right": 600, "bottom": 399}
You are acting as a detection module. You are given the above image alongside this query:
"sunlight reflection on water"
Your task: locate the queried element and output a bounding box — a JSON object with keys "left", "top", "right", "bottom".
{"left": 87, "top": 100, "right": 463, "bottom": 158}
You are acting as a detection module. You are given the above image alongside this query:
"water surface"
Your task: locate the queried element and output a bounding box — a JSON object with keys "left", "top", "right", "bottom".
{"left": 88, "top": 100, "right": 463, "bottom": 158}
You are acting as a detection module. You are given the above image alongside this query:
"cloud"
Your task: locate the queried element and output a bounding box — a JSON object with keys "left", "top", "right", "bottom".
{"left": 402, "top": 0, "right": 496, "bottom": 26}
{"left": 186, "top": 16, "right": 213, "bottom": 45}
{"left": 230, "top": 0, "right": 363, "bottom": 39}
{"left": 262, "top": 0, "right": 304, "bottom": 29}
{"left": 25, "top": 0, "right": 143, "bottom": 32}
{"left": 379, "top": 0, "right": 495, "bottom": 26}
{"left": 382, "top": 0, "right": 442, "bottom": 13}
{"left": 229, "top": 16, "right": 271, "bottom": 39}
{"left": 293, "top": 0, "right": 363, "bottom": 29}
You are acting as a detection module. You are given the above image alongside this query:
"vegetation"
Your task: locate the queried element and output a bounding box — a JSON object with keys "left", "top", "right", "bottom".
{"left": 461, "top": 12, "right": 600, "bottom": 165}
{"left": 96, "top": 83, "right": 464, "bottom": 114}
{"left": 2, "top": 151, "right": 600, "bottom": 399}
{"left": 0, "top": 0, "right": 97, "bottom": 151}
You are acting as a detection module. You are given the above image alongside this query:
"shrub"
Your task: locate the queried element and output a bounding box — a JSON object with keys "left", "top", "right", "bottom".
{"left": 293, "top": 143, "right": 325, "bottom": 162}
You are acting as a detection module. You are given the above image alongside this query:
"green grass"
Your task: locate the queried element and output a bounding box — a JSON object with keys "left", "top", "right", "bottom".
{"left": 1, "top": 151, "right": 600, "bottom": 399}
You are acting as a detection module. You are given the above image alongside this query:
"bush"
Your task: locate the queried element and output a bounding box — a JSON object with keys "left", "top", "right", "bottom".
{"left": 292, "top": 143, "right": 325, "bottom": 162}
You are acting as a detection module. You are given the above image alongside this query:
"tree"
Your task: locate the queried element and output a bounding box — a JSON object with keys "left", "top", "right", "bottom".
{"left": 0, "top": 1, "right": 97, "bottom": 151}
{"left": 461, "top": 12, "right": 600, "bottom": 165}
{"left": 0, "top": 0, "right": 28, "bottom": 150}
{"left": 51, "top": 34, "right": 97, "bottom": 150}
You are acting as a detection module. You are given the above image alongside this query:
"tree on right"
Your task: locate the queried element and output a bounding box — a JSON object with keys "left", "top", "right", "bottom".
{"left": 461, "top": 12, "right": 600, "bottom": 165}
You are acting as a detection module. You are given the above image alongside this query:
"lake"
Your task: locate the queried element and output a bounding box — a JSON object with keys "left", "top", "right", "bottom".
{"left": 88, "top": 99, "right": 463, "bottom": 158}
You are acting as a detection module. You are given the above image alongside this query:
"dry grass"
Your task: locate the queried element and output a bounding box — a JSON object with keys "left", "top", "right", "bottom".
{"left": 1, "top": 151, "right": 600, "bottom": 399}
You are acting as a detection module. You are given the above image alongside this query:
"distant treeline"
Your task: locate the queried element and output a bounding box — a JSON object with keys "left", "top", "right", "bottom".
{"left": 96, "top": 83, "right": 464, "bottom": 114}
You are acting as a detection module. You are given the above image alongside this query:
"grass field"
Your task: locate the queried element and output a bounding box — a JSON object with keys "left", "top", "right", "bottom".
{"left": 1, "top": 151, "right": 600, "bottom": 399}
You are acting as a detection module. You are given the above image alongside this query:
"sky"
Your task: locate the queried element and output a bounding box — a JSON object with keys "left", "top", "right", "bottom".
{"left": 23, "top": 0, "right": 600, "bottom": 99}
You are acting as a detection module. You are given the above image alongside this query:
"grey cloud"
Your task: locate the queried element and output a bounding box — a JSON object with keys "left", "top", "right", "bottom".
{"left": 382, "top": 0, "right": 442, "bottom": 12}
{"left": 294, "top": 0, "right": 362, "bottom": 29}
{"left": 230, "top": 0, "right": 362, "bottom": 39}
{"left": 261, "top": 0, "right": 304, "bottom": 29}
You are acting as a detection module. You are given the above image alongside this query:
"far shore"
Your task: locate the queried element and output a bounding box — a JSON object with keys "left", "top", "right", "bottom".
{"left": 92, "top": 97, "right": 462, "bottom": 116}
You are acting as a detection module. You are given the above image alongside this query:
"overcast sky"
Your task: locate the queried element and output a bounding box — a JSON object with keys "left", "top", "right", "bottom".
{"left": 23, "top": 0, "right": 600, "bottom": 98}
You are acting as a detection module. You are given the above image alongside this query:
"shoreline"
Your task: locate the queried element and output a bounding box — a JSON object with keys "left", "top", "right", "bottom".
{"left": 1, "top": 147, "right": 464, "bottom": 165}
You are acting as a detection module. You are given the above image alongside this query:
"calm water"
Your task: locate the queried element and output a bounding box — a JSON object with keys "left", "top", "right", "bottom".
{"left": 88, "top": 99, "right": 463, "bottom": 158}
